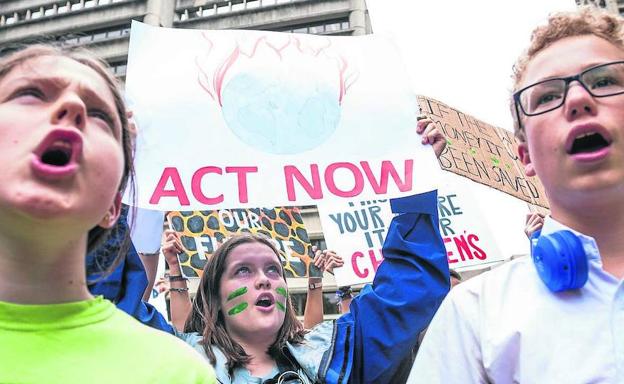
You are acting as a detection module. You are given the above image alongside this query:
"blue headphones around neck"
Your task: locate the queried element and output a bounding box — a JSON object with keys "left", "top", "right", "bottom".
{"left": 530, "top": 229, "right": 589, "bottom": 292}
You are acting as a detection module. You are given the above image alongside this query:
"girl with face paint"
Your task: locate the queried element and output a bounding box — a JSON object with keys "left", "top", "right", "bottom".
{"left": 0, "top": 45, "right": 215, "bottom": 384}
{"left": 172, "top": 137, "right": 450, "bottom": 383}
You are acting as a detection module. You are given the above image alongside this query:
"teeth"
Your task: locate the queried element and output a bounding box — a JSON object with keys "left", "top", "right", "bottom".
{"left": 50, "top": 140, "right": 72, "bottom": 151}
{"left": 256, "top": 296, "right": 273, "bottom": 306}
{"left": 575, "top": 132, "right": 596, "bottom": 140}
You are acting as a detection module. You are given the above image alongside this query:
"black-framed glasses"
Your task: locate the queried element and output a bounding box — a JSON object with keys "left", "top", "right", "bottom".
{"left": 513, "top": 60, "right": 624, "bottom": 124}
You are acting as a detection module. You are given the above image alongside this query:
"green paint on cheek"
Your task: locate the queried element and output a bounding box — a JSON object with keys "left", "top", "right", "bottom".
{"left": 446, "top": 139, "right": 452, "bottom": 146}
{"left": 505, "top": 163, "right": 512, "bottom": 170}
{"left": 228, "top": 302, "right": 248, "bottom": 316}
{"left": 276, "top": 287, "right": 287, "bottom": 298}
{"left": 491, "top": 156, "right": 500, "bottom": 166}
{"left": 276, "top": 301, "right": 286, "bottom": 312}
{"left": 227, "top": 286, "right": 248, "bottom": 301}
{"left": 469, "top": 147, "right": 477, "bottom": 156}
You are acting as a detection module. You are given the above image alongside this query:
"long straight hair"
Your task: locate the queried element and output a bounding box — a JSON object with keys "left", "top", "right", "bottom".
{"left": 186, "top": 233, "right": 307, "bottom": 373}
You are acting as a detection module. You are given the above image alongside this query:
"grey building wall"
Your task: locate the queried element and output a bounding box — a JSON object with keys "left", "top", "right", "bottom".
{"left": 0, "top": 0, "right": 370, "bottom": 65}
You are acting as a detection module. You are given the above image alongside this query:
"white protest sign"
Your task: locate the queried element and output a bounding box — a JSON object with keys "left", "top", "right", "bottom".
{"left": 320, "top": 173, "right": 505, "bottom": 286}
{"left": 125, "top": 21, "right": 441, "bottom": 210}
{"left": 128, "top": 207, "right": 165, "bottom": 253}
{"left": 437, "top": 175, "right": 504, "bottom": 271}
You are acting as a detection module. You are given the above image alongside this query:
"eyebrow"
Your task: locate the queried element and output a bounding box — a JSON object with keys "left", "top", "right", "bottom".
{"left": 533, "top": 61, "right": 617, "bottom": 83}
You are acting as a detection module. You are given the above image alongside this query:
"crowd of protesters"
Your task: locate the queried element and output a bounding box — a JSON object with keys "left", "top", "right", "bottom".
{"left": 1, "top": 5, "right": 623, "bottom": 384}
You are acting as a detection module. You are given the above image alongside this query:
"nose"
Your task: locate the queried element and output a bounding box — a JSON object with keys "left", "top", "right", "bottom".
{"left": 51, "top": 92, "right": 87, "bottom": 130}
{"left": 255, "top": 272, "right": 272, "bottom": 290}
{"left": 563, "top": 82, "right": 597, "bottom": 121}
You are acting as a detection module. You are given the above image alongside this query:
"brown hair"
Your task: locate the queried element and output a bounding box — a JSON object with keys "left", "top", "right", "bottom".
{"left": 0, "top": 44, "right": 135, "bottom": 270}
{"left": 187, "top": 233, "right": 306, "bottom": 373}
{"left": 511, "top": 6, "right": 624, "bottom": 141}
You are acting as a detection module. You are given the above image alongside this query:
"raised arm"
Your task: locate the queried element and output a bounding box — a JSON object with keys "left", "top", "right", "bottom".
{"left": 162, "top": 229, "right": 192, "bottom": 331}
{"left": 320, "top": 191, "right": 450, "bottom": 384}
{"left": 320, "top": 118, "right": 450, "bottom": 383}
{"left": 303, "top": 249, "right": 344, "bottom": 329}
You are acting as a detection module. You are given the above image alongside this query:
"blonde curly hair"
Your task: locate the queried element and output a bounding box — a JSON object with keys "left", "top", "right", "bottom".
{"left": 511, "top": 6, "right": 624, "bottom": 141}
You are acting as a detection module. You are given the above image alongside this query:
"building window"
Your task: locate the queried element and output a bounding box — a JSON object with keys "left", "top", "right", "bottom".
{"left": 280, "top": 18, "right": 351, "bottom": 35}
{"left": 310, "top": 239, "right": 327, "bottom": 251}
{"left": 1, "top": 0, "right": 131, "bottom": 28}
{"left": 110, "top": 62, "right": 127, "bottom": 77}
{"left": 290, "top": 291, "right": 341, "bottom": 317}
{"left": 31, "top": 9, "right": 43, "bottom": 19}
{"left": 62, "top": 24, "right": 131, "bottom": 47}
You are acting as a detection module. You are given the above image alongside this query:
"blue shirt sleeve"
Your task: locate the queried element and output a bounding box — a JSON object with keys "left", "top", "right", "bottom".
{"left": 88, "top": 233, "right": 174, "bottom": 335}
{"left": 320, "top": 191, "right": 450, "bottom": 384}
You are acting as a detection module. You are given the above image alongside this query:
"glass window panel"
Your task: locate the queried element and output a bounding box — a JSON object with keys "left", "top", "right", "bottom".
{"left": 325, "top": 22, "right": 341, "bottom": 32}
{"left": 309, "top": 25, "right": 324, "bottom": 34}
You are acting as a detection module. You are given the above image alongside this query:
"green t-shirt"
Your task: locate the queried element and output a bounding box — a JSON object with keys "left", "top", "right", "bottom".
{"left": 0, "top": 296, "right": 215, "bottom": 383}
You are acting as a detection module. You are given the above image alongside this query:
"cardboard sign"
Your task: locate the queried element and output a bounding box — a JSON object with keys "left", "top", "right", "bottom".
{"left": 167, "top": 207, "right": 312, "bottom": 278}
{"left": 417, "top": 95, "right": 549, "bottom": 208}
{"left": 125, "top": 21, "right": 441, "bottom": 211}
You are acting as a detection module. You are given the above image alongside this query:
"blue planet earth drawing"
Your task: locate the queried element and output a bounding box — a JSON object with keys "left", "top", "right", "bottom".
{"left": 221, "top": 72, "right": 341, "bottom": 155}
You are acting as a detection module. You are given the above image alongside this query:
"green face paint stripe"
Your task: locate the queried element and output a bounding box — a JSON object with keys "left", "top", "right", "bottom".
{"left": 228, "top": 302, "right": 249, "bottom": 316}
{"left": 275, "top": 287, "right": 287, "bottom": 298}
{"left": 227, "top": 286, "right": 248, "bottom": 301}
{"left": 276, "top": 301, "right": 286, "bottom": 312}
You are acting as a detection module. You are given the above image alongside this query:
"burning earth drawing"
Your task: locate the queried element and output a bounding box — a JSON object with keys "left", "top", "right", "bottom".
{"left": 196, "top": 33, "right": 358, "bottom": 155}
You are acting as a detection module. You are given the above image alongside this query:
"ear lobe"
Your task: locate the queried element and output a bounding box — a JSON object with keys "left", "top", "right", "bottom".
{"left": 517, "top": 142, "right": 536, "bottom": 177}
{"left": 98, "top": 193, "right": 123, "bottom": 229}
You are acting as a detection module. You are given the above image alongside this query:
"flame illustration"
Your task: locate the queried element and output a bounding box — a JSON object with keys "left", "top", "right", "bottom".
{"left": 196, "top": 33, "right": 359, "bottom": 107}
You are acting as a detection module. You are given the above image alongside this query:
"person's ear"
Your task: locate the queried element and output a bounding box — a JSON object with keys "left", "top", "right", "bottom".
{"left": 98, "top": 193, "right": 122, "bottom": 229}
{"left": 518, "top": 142, "right": 536, "bottom": 177}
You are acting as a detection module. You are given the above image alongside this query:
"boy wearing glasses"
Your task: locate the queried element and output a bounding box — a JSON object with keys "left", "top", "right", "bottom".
{"left": 408, "top": 7, "right": 624, "bottom": 383}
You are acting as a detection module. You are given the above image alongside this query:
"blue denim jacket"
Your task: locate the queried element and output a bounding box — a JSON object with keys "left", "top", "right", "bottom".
{"left": 177, "top": 321, "right": 334, "bottom": 383}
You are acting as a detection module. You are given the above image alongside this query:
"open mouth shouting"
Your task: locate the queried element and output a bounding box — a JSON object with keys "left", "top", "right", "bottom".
{"left": 31, "top": 129, "right": 83, "bottom": 180}
{"left": 255, "top": 292, "right": 276, "bottom": 312}
{"left": 566, "top": 124, "right": 612, "bottom": 162}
